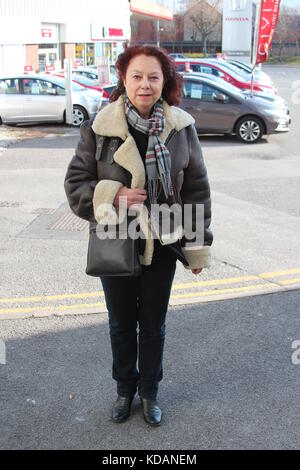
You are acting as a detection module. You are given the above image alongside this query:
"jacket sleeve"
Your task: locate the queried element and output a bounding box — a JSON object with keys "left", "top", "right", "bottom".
{"left": 64, "top": 119, "right": 123, "bottom": 224}
{"left": 180, "top": 124, "right": 213, "bottom": 269}
{"left": 64, "top": 119, "right": 99, "bottom": 222}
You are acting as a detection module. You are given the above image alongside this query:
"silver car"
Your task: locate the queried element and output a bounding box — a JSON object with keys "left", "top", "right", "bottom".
{"left": 0, "top": 74, "right": 102, "bottom": 127}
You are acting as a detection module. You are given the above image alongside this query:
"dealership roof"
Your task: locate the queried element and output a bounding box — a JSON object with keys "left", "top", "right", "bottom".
{"left": 130, "top": 0, "right": 173, "bottom": 21}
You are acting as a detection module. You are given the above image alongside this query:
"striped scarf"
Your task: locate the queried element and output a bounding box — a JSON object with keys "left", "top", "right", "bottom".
{"left": 124, "top": 93, "right": 173, "bottom": 204}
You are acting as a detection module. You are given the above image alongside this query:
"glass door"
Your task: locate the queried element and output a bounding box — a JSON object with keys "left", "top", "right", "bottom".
{"left": 38, "top": 48, "right": 58, "bottom": 72}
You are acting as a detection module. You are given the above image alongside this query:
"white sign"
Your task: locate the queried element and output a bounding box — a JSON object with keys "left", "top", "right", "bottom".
{"left": 64, "top": 59, "right": 73, "bottom": 125}
{"left": 191, "top": 84, "right": 203, "bottom": 99}
{"left": 97, "top": 57, "right": 110, "bottom": 86}
{"left": 222, "top": 0, "right": 253, "bottom": 59}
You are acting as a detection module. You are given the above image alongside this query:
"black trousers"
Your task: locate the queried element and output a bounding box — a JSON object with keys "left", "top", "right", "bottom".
{"left": 100, "top": 240, "right": 177, "bottom": 400}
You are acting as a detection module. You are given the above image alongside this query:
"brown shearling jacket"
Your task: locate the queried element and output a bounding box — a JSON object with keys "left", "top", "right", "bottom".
{"left": 64, "top": 96, "right": 213, "bottom": 269}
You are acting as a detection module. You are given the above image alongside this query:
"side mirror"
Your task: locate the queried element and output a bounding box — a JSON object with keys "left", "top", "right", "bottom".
{"left": 213, "top": 93, "right": 227, "bottom": 103}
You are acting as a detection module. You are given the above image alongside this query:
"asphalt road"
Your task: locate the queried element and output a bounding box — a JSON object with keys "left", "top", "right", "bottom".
{"left": 1, "top": 290, "right": 300, "bottom": 450}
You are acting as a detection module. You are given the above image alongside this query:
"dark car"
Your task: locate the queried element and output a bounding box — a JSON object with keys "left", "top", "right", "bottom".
{"left": 180, "top": 74, "right": 290, "bottom": 143}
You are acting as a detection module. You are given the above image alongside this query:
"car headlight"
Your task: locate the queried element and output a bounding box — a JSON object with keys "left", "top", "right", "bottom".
{"left": 275, "top": 117, "right": 288, "bottom": 125}
{"left": 264, "top": 109, "right": 289, "bottom": 117}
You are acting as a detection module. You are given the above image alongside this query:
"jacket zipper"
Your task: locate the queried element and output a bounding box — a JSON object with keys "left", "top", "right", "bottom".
{"left": 165, "top": 129, "right": 177, "bottom": 146}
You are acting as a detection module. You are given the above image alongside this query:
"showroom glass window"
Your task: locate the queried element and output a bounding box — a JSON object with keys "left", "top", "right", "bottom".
{"left": 86, "top": 43, "right": 95, "bottom": 66}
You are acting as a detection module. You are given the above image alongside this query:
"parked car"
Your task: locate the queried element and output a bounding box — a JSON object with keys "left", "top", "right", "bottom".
{"left": 227, "top": 59, "right": 262, "bottom": 75}
{"left": 52, "top": 73, "right": 102, "bottom": 92}
{"left": 174, "top": 58, "right": 277, "bottom": 95}
{"left": 73, "top": 66, "right": 118, "bottom": 85}
{"left": 50, "top": 71, "right": 115, "bottom": 98}
{"left": 0, "top": 74, "right": 102, "bottom": 127}
{"left": 183, "top": 72, "right": 287, "bottom": 109}
{"left": 179, "top": 74, "right": 290, "bottom": 143}
{"left": 169, "top": 53, "right": 186, "bottom": 59}
{"left": 208, "top": 58, "right": 274, "bottom": 87}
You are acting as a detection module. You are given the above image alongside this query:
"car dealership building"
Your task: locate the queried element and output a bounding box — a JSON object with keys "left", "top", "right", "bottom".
{"left": 0, "top": 0, "right": 172, "bottom": 74}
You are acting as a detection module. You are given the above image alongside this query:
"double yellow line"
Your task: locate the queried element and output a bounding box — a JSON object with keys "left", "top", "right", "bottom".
{"left": 0, "top": 268, "right": 299, "bottom": 317}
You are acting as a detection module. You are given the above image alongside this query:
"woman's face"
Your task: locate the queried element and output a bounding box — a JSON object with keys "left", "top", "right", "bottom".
{"left": 123, "top": 54, "right": 164, "bottom": 119}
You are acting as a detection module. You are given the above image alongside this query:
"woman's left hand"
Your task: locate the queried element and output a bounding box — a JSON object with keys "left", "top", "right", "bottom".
{"left": 192, "top": 268, "right": 202, "bottom": 275}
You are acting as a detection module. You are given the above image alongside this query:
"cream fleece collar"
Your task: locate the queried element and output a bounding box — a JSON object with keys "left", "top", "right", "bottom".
{"left": 91, "top": 95, "right": 195, "bottom": 143}
{"left": 91, "top": 95, "right": 195, "bottom": 190}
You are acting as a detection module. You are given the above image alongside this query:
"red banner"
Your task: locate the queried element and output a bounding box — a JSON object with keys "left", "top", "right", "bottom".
{"left": 256, "top": 0, "right": 281, "bottom": 64}
{"left": 108, "top": 28, "right": 123, "bottom": 37}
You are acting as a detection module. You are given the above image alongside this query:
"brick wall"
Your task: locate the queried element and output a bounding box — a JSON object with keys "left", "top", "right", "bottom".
{"left": 137, "top": 21, "right": 155, "bottom": 42}
{"left": 25, "top": 44, "right": 39, "bottom": 72}
{"left": 61, "top": 43, "right": 75, "bottom": 67}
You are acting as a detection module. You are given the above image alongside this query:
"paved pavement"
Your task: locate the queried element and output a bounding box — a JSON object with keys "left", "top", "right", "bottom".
{"left": 1, "top": 289, "right": 300, "bottom": 449}
{"left": 0, "top": 66, "right": 299, "bottom": 318}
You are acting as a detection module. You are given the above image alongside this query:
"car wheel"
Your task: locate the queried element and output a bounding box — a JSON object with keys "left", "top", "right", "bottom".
{"left": 235, "top": 116, "right": 264, "bottom": 144}
{"left": 72, "top": 105, "right": 88, "bottom": 127}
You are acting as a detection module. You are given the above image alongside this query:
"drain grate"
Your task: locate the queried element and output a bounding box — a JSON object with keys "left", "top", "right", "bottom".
{"left": 0, "top": 201, "right": 24, "bottom": 207}
{"left": 48, "top": 212, "right": 88, "bottom": 231}
{"left": 16, "top": 202, "right": 88, "bottom": 240}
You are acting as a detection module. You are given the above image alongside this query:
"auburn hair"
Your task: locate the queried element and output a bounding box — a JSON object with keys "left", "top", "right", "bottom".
{"left": 110, "top": 45, "right": 183, "bottom": 106}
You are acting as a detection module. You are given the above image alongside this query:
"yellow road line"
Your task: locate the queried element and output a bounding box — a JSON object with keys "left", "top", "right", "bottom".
{"left": 0, "top": 291, "right": 105, "bottom": 304}
{"left": 1, "top": 281, "right": 296, "bottom": 315}
{"left": 260, "top": 268, "right": 300, "bottom": 278}
{"left": 171, "top": 283, "right": 274, "bottom": 299}
{"left": 0, "top": 268, "right": 299, "bottom": 306}
{"left": 0, "top": 302, "right": 106, "bottom": 315}
{"left": 279, "top": 277, "right": 300, "bottom": 285}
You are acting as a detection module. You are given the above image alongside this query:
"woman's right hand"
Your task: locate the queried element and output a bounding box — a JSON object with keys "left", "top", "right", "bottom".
{"left": 113, "top": 186, "right": 147, "bottom": 209}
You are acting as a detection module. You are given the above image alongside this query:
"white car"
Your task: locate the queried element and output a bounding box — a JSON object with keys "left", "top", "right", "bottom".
{"left": 169, "top": 53, "right": 186, "bottom": 59}
{"left": 74, "top": 66, "right": 118, "bottom": 85}
{"left": 0, "top": 74, "right": 102, "bottom": 126}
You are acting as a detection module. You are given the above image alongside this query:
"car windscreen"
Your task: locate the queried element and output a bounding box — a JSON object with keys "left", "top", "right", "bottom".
{"left": 216, "top": 63, "right": 251, "bottom": 82}
{"left": 195, "top": 61, "right": 250, "bottom": 82}
{"left": 228, "top": 61, "right": 252, "bottom": 73}
{"left": 72, "top": 75, "right": 98, "bottom": 86}
{"left": 50, "top": 76, "right": 86, "bottom": 91}
{"left": 211, "top": 60, "right": 250, "bottom": 77}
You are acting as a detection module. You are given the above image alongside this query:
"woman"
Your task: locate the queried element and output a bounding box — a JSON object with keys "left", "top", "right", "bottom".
{"left": 64, "top": 45, "right": 213, "bottom": 427}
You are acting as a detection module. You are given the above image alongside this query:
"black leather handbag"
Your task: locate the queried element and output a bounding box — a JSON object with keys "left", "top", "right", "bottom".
{"left": 85, "top": 135, "right": 142, "bottom": 277}
{"left": 86, "top": 220, "right": 142, "bottom": 277}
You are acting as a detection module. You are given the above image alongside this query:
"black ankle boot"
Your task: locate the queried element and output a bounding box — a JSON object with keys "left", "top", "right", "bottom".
{"left": 140, "top": 398, "right": 162, "bottom": 426}
{"left": 112, "top": 395, "right": 134, "bottom": 423}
